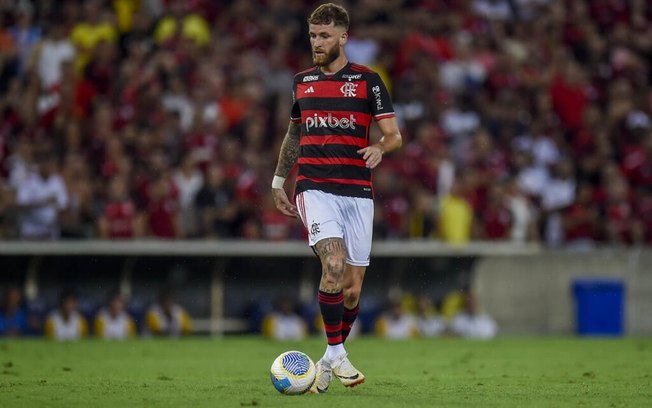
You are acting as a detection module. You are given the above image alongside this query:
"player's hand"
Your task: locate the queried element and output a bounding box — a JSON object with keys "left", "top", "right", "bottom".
{"left": 271, "top": 188, "right": 299, "bottom": 218}
{"left": 358, "top": 144, "right": 384, "bottom": 169}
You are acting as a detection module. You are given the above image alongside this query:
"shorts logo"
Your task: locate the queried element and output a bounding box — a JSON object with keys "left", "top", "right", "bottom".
{"left": 310, "top": 222, "right": 320, "bottom": 236}
{"left": 340, "top": 82, "right": 358, "bottom": 97}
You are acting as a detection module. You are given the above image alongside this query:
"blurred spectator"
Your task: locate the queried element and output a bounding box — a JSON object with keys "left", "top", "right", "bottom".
{"left": 504, "top": 178, "right": 539, "bottom": 242}
{"left": 143, "top": 174, "right": 181, "bottom": 239}
{"left": 259, "top": 193, "right": 293, "bottom": 241}
{"left": 153, "top": 0, "right": 211, "bottom": 49}
{"left": 8, "top": 2, "right": 41, "bottom": 74}
{"left": 94, "top": 292, "right": 136, "bottom": 340}
{"left": 6, "top": 138, "right": 34, "bottom": 191}
{"left": 45, "top": 289, "right": 88, "bottom": 341}
{"left": 194, "top": 163, "right": 239, "bottom": 238}
{"left": 540, "top": 158, "right": 577, "bottom": 247}
{"left": 145, "top": 289, "right": 192, "bottom": 337}
{"left": 441, "top": 95, "right": 481, "bottom": 165}
{"left": 172, "top": 155, "right": 203, "bottom": 237}
{"left": 437, "top": 178, "right": 473, "bottom": 244}
{"left": 0, "top": 286, "right": 28, "bottom": 336}
{"left": 450, "top": 291, "right": 498, "bottom": 340}
{"left": 15, "top": 152, "right": 68, "bottom": 240}
{"left": 602, "top": 174, "right": 641, "bottom": 246}
{"left": 35, "top": 20, "right": 75, "bottom": 90}
{"left": 415, "top": 295, "right": 446, "bottom": 338}
{"left": 407, "top": 187, "right": 437, "bottom": 239}
{"left": 261, "top": 296, "right": 307, "bottom": 341}
{"left": 440, "top": 287, "right": 468, "bottom": 321}
{"left": 472, "top": 0, "right": 514, "bottom": 21}
{"left": 59, "top": 153, "right": 95, "bottom": 238}
{"left": 374, "top": 300, "right": 418, "bottom": 339}
{"left": 476, "top": 182, "right": 513, "bottom": 240}
{"left": 97, "top": 176, "right": 144, "bottom": 239}
{"left": 439, "top": 33, "right": 487, "bottom": 96}
{"left": 69, "top": 0, "right": 117, "bottom": 73}
{"left": 562, "top": 182, "right": 600, "bottom": 250}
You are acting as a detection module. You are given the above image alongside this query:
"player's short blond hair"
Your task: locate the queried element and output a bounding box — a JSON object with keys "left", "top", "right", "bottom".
{"left": 307, "top": 3, "right": 349, "bottom": 30}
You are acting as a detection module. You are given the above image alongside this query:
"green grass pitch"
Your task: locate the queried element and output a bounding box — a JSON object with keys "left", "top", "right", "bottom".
{"left": 1, "top": 337, "right": 650, "bottom": 407}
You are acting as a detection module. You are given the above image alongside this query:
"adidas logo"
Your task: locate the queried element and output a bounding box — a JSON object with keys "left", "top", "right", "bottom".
{"left": 304, "top": 86, "right": 314, "bottom": 94}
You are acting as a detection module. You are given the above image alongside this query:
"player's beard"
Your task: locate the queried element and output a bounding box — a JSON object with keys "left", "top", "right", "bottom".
{"left": 313, "top": 45, "right": 340, "bottom": 67}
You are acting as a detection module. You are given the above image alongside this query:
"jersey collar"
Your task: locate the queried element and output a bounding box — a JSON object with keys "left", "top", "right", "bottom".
{"left": 316, "top": 62, "right": 351, "bottom": 80}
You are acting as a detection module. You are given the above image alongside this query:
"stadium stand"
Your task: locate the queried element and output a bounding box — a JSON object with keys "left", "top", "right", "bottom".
{"left": 0, "top": 0, "right": 650, "bottom": 246}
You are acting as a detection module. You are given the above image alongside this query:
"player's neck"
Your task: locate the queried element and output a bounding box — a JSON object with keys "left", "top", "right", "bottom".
{"left": 320, "top": 56, "right": 348, "bottom": 75}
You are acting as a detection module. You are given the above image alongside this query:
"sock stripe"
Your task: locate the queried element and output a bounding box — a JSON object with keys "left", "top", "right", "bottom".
{"left": 343, "top": 305, "right": 359, "bottom": 322}
{"left": 323, "top": 323, "right": 341, "bottom": 332}
{"left": 318, "top": 291, "right": 344, "bottom": 304}
{"left": 341, "top": 303, "right": 360, "bottom": 343}
{"left": 319, "top": 290, "right": 344, "bottom": 346}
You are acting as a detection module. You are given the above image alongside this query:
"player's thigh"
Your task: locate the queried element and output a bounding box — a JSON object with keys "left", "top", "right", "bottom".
{"left": 314, "top": 237, "right": 347, "bottom": 261}
{"left": 296, "top": 190, "right": 344, "bottom": 246}
{"left": 341, "top": 197, "right": 374, "bottom": 267}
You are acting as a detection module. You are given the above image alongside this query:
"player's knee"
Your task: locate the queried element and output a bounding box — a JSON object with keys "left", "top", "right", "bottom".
{"left": 322, "top": 254, "right": 345, "bottom": 283}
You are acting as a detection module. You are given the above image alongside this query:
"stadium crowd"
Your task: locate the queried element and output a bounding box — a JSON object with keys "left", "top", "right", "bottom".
{"left": 1, "top": 0, "right": 652, "bottom": 248}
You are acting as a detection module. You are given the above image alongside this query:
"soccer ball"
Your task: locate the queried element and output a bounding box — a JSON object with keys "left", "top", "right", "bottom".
{"left": 270, "top": 350, "right": 316, "bottom": 395}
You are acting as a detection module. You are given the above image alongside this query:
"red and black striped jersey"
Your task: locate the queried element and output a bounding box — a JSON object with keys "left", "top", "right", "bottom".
{"left": 291, "top": 62, "right": 395, "bottom": 199}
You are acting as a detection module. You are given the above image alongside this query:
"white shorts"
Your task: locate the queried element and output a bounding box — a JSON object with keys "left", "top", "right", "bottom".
{"left": 296, "top": 190, "right": 373, "bottom": 267}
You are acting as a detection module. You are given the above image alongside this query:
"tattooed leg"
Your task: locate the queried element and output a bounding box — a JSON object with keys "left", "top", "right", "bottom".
{"left": 314, "top": 238, "right": 347, "bottom": 294}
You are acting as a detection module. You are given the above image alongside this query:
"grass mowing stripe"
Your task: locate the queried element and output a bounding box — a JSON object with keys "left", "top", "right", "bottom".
{"left": 0, "top": 337, "right": 650, "bottom": 407}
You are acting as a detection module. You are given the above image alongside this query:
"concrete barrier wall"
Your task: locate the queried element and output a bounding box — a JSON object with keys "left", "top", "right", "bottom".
{"left": 473, "top": 249, "right": 652, "bottom": 335}
{"left": 1, "top": 241, "right": 650, "bottom": 335}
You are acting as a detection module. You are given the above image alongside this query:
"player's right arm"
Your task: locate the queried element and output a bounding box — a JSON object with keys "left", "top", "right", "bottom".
{"left": 271, "top": 121, "right": 301, "bottom": 218}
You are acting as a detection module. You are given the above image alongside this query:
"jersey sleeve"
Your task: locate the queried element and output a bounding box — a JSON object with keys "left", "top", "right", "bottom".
{"left": 367, "top": 73, "right": 395, "bottom": 121}
{"left": 290, "top": 77, "right": 301, "bottom": 123}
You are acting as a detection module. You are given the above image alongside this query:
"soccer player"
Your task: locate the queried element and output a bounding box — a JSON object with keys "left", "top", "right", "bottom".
{"left": 271, "top": 3, "right": 402, "bottom": 393}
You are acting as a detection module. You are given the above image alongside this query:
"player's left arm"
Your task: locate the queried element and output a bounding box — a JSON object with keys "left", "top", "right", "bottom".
{"left": 358, "top": 72, "right": 402, "bottom": 169}
{"left": 358, "top": 117, "right": 402, "bottom": 169}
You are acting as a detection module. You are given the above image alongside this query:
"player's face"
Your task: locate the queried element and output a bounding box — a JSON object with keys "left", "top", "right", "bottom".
{"left": 309, "top": 23, "right": 346, "bottom": 67}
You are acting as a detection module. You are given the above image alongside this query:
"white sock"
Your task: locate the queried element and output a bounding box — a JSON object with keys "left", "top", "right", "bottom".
{"left": 324, "top": 343, "right": 346, "bottom": 363}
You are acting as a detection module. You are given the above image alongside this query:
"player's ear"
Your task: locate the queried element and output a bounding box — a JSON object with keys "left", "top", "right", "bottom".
{"left": 340, "top": 31, "right": 348, "bottom": 46}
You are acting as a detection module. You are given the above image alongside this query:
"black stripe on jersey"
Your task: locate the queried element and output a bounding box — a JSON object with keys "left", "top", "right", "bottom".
{"left": 301, "top": 144, "right": 363, "bottom": 159}
{"left": 300, "top": 164, "right": 371, "bottom": 181}
{"left": 303, "top": 123, "right": 368, "bottom": 138}
{"left": 299, "top": 97, "right": 369, "bottom": 114}
{"left": 297, "top": 181, "right": 373, "bottom": 199}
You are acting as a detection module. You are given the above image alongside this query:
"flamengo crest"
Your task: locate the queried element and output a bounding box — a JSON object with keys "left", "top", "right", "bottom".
{"left": 340, "top": 82, "right": 358, "bottom": 97}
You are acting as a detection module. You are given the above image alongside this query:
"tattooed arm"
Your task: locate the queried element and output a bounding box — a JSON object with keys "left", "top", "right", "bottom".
{"left": 271, "top": 122, "right": 301, "bottom": 217}
{"left": 274, "top": 122, "right": 301, "bottom": 178}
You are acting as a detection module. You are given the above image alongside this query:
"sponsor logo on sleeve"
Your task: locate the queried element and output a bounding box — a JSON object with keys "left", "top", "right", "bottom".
{"left": 372, "top": 85, "right": 383, "bottom": 111}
